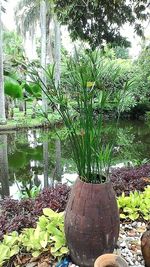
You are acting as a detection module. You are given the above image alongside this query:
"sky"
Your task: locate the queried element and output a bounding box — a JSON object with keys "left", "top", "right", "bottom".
{"left": 2, "top": 0, "right": 149, "bottom": 59}
{"left": 2, "top": 0, "right": 17, "bottom": 31}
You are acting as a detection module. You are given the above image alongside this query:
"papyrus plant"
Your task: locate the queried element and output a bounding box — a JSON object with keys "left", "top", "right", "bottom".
{"left": 29, "top": 50, "right": 131, "bottom": 183}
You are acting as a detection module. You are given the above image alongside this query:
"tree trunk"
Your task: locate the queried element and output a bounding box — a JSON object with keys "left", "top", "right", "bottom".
{"left": 0, "top": 134, "right": 10, "bottom": 198}
{"left": 46, "top": 14, "right": 54, "bottom": 64}
{"left": 0, "top": 1, "right": 6, "bottom": 124}
{"left": 54, "top": 14, "right": 61, "bottom": 89}
{"left": 40, "top": 0, "right": 48, "bottom": 114}
{"left": 54, "top": 16, "right": 61, "bottom": 180}
{"left": 19, "top": 100, "right": 25, "bottom": 112}
{"left": 30, "top": 26, "right": 37, "bottom": 60}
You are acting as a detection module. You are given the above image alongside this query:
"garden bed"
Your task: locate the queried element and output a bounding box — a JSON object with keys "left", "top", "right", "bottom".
{"left": 0, "top": 165, "right": 149, "bottom": 267}
{"left": 1, "top": 220, "right": 148, "bottom": 267}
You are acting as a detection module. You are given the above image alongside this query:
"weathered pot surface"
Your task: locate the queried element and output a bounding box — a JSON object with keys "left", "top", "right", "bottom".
{"left": 65, "top": 178, "right": 120, "bottom": 267}
{"left": 94, "top": 254, "right": 129, "bottom": 267}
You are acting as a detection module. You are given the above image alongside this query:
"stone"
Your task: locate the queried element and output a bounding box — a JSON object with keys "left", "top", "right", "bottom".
{"left": 132, "top": 222, "right": 137, "bottom": 227}
{"left": 26, "top": 263, "right": 37, "bottom": 267}
{"left": 120, "top": 241, "right": 126, "bottom": 248}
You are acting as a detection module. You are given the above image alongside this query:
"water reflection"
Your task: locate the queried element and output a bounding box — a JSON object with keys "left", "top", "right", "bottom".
{"left": 55, "top": 139, "right": 62, "bottom": 181}
{"left": 2, "top": 129, "right": 63, "bottom": 199}
{"left": 0, "top": 120, "right": 150, "bottom": 199}
{"left": 0, "top": 134, "right": 10, "bottom": 198}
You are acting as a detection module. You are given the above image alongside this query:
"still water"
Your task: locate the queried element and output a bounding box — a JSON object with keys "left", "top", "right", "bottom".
{"left": 0, "top": 120, "right": 150, "bottom": 199}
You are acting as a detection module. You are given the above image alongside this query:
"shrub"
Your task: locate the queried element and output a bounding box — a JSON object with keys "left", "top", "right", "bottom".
{"left": 0, "top": 166, "right": 149, "bottom": 241}
{"left": 0, "top": 208, "right": 69, "bottom": 267}
{"left": 117, "top": 186, "right": 150, "bottom": 221}
{"left": 110, "top": 164, "right": 150, "bottom": 195}
{"left": 0, "top": 184, "right": 70, "bottom": 240}
{"left": 33, "top": 184, "right": 70, "bottom": 215}
{"left": 145, "top": 111, "right": 150, "bottom": 121}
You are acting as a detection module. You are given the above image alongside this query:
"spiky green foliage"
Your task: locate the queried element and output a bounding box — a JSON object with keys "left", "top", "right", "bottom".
{"left": 24, "top": 82, "right": 41, "bottom": 98}
{"left": 29, "top": 50, "right": 132, "bottom": 183}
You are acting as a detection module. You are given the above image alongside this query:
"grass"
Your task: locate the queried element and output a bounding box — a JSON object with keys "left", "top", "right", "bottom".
{"left": 0, "top": 106, "right": 62, "bottom": 131}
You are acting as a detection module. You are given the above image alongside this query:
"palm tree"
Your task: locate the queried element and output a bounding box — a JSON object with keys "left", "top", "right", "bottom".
{"left": 0, "top": 0, "right": 6, "bottom": 124}
{"left": 40, "top": 0, "right": 47, "bottom": 113}
{"left": 15, "top": 0, "right": 39, "bottom": 41}
{"left": 15, "top": 0, "right": 53, "bottom": 113}
{"left": 54, "top": 14, "right": 61, "bottom": 88}
{"left": 15, "top": 0, "right": 62, "bottom": 113}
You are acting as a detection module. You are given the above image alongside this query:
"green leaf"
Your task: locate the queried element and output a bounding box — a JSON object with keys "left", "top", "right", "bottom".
{"left": 60, "top": 247, "right": 69, "bottom": 254}
{"left": 129, "top": 213, "right": 139, "bottom": 220}
{"left": 32, "top": 251, "right": 41, "bottom": 258}
{"left": 38, "top": 215, "right": 49, "bottom": 229}
{"left": 120, "top": 213, "right": 127, "bottom": 219}
{"left": 43, "top": 208, "right": 58, "bottom": 218}
{"left": 34, "top": 226, "right": 41, "bottom": 239}
{"left": 0, "top": 244, "right": 10, "bottom": 260}
{"left": 10, "top": 245, "right": 20, "bottom": 257}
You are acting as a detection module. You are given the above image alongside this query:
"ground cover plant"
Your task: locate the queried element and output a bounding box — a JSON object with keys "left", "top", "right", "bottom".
{"left": 0, "top": 164, "right": 149, "bottom": 240}
{"left": 110, "top": 164, "right": 150, "bottom": 195}
{"left": 118, "top": 185, "right": 150, "bottom": 221}
{"left": 0, "top": 165, "right": 149, "bottom": 241}
{"left": 0, "top": 184, "right": 70, "bottom": 240}
{"left": 0, "top": 187, "right": 149, "bottom": 266}
{"left": 0, "top": 208, "right": 69, "bottom": 267}
{"left": 0, "top": 182, "right": 149, "bottom": 266}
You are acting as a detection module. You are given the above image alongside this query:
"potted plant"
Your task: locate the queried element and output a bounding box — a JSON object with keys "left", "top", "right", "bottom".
{"left": 30, "top": 50, "right": 130, "bottom": 267}
{"left": 94, "top": 254, "right": 128, "bottom": 267}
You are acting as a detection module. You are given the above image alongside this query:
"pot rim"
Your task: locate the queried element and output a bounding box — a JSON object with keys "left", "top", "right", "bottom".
{"left": 94, "top": 253, "right": 128, "bottom": 267}
{"left": 77, "top": 176, "right": 111, "bottom": 186}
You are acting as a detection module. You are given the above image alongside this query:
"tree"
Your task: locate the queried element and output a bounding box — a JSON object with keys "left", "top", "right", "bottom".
{"left": 54, "top": 0, "right": 150, "bottom": 48}
{"left": 15, "top": 0, "right": 54, "bottom": 114}
{"left": 40, "top": 0, "right": 48, "bottom": 113}
{"left": 15, "top": 0, "right": 39, "bottom": 41}
{"left": 15, "top": 0, "right": 53, "bottom": 61}
{"left": 54, "top": 14, "right": 61, "bottom": 88}
{"left": 0, "top": 0, "right": 6, "bottom": 124}
{"left": 131, "top": 43, "right": 150, "bottom": 103}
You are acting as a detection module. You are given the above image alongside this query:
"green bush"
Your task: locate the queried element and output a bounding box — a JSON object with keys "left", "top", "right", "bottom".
{"left": 0, "top": 208, "right": 68, "bottom": 266}
{"left": 4, "top": 76, "right": 23, "bottom": 99}
{"left": 145, "top": 111, "right": 150, "bottom": 121}
{"left": 117, "top": 186, "right": 150, "bottom": 221}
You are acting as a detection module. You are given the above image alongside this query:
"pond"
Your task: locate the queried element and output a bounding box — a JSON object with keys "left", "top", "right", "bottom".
{"left": 0, "top": 119, "right": 150, "bottom": 199}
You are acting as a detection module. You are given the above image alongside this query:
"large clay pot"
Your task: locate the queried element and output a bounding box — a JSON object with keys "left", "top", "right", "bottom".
{"left": 94, "top": 254, "right": 128, "bottom": 267}
{"left": 65, "top": 178, "right": 120, "bottom": 267}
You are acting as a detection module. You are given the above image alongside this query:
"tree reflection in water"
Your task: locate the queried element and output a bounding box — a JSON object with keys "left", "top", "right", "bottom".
{"left": 0, "top": 134, "right": 10, "bottom": 198}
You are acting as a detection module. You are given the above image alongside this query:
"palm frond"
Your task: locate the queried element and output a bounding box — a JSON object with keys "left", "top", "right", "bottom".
{"left": 14, "top": 0, "right": 52, "bottom": 36}
{"left": 15, "top": 0, "right": 40, "bottom": 36}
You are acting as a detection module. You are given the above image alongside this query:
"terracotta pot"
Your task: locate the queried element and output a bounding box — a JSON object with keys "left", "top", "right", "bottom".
{"left": 94, "top": 254, "right": 128, "bottom": 267}
{"left": 65, "top": 178, "right": 120, "bottom": 267}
